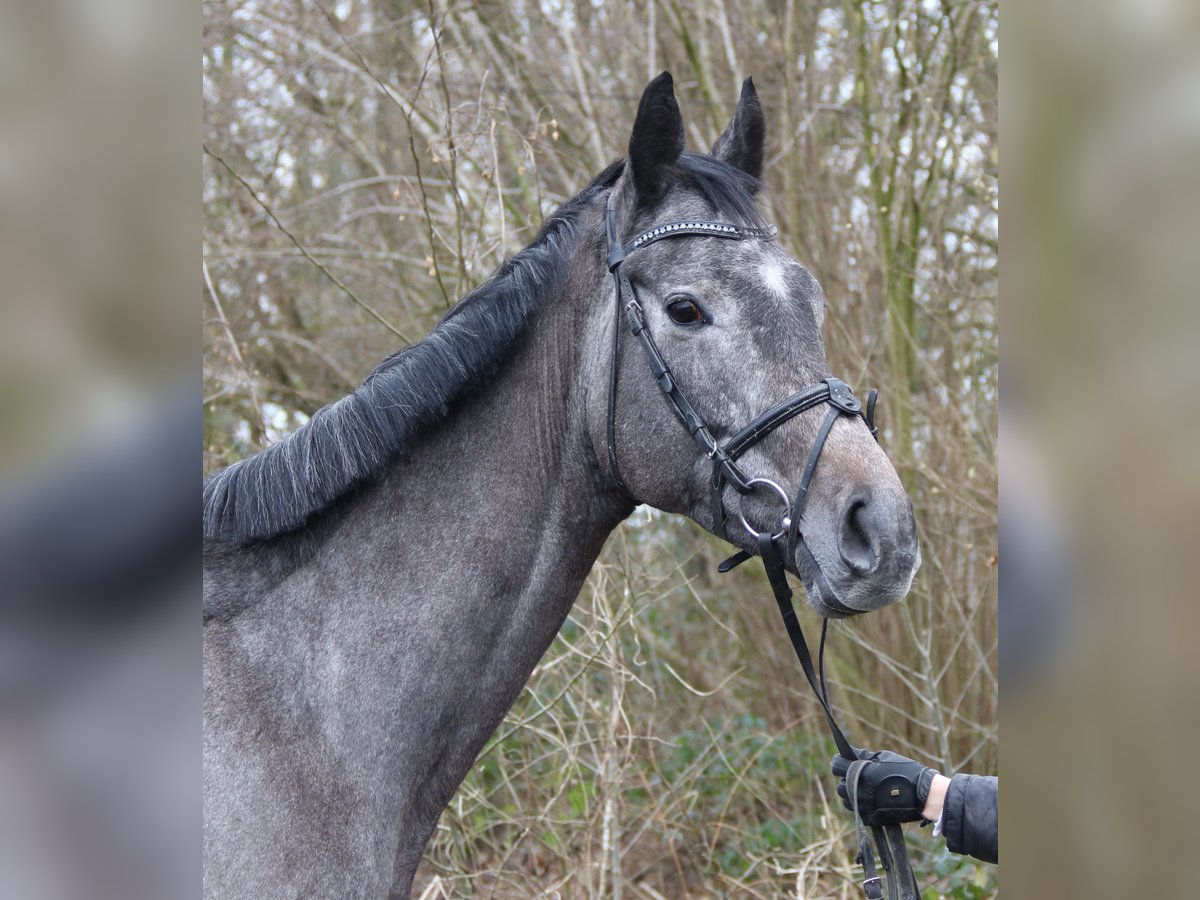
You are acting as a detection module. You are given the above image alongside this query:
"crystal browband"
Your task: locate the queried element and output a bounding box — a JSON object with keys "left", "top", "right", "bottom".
{"left": 626, "top": 221, "right": 778, "bottom": 253}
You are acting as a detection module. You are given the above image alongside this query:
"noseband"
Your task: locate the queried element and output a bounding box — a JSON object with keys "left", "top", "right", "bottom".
{"left": 602, "top": 197, "right": 919, "bottom": 900}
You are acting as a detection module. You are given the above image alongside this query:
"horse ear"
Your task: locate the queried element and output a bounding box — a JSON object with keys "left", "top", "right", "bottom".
{"left": 628, "top": 71, "right": 685, "bottom": 204}
{"left": 711, "top": 77, "right": 765, "bottom": 180}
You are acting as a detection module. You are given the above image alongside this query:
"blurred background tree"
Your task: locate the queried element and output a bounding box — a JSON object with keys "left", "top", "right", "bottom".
{"left": 204, "top": 0, "right": 996, "bottom": 895}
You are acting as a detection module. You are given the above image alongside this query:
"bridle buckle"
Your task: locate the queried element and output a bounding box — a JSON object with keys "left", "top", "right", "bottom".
{"left": 703, "top": 434, "right": 726, "bottom": 462}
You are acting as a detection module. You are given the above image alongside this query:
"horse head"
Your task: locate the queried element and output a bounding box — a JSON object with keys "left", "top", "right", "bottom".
{"left": 596, "top": 73, "right": 920, "bottom": 617}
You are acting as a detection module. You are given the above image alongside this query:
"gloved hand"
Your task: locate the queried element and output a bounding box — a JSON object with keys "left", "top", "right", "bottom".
{"left": 830, "top": 748, "right": 938, "bottom": 827}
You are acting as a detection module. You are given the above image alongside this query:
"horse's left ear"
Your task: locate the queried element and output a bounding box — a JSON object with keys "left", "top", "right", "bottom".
{"left": 711, "top": 77, "right": 765, "bottom": 181}
{"left": 628, "top": 72, "right": 686, "bottom": 204}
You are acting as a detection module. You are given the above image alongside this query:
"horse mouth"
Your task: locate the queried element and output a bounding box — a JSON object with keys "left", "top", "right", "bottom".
{"left": 791, "top": 545, "right": 920, "bottom": 618}
{"left": 782, "top": 542, "right": 859, "bottom": 619}
{"left": 787, "top": 553, "right": 863, "bottom": 619}
{"left": 799, "top": 573, "right": 860, "bottom": 619}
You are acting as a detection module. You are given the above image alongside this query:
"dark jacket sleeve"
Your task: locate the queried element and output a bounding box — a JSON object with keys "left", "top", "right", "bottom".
{"left": 941, "top": 774, "right": 998, "bottom": 863}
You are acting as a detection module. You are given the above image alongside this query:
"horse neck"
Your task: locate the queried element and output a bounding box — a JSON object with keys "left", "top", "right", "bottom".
{"left": 255, "top": 243, "right": 631, "bottom": 846}
{"left": 383, "top": 234, "right": 628, "bottom": 561}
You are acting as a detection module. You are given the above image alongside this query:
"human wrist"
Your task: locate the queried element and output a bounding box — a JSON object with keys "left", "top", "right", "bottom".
{"left": 922, "top": 773, "right": 951, "bottom": 822}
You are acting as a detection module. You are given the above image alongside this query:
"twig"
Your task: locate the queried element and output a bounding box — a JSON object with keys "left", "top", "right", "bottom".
{"left": 203, "top": 145, "right": 410, "bottom": 343}
{"left": 489, "top": 116, "right": 507, "bottom": 251}
{"left": 202, "top": 255, "right": 266, "bottom": 444}
{"left": 427, "top": 0, "right": 470, "bottom": 293}
{"left": 310, "top": 0, "right": 454, "bottom": 309}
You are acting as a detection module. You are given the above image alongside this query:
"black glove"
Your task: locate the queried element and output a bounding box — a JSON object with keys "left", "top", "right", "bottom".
{"left": 830, "top": 748, "right": 937, "bottom": 827}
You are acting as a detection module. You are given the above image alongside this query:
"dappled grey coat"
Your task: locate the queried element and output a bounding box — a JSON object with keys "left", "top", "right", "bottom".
{"left": 942, "top": 774, "right": 998, "bottom": 863}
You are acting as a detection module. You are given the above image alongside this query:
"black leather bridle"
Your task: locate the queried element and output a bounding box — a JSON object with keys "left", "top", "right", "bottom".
{"left": 603, "top": 196, "right": 920, "bottom": 900}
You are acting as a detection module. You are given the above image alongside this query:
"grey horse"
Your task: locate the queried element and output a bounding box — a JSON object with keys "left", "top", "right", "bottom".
{"left": 203, "top": 73, "right": 919, "bottom": 899}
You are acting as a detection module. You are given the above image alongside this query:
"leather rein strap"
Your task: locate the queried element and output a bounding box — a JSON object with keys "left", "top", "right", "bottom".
{"left": 603, "top": 197, "right": 917, "bottom": 899}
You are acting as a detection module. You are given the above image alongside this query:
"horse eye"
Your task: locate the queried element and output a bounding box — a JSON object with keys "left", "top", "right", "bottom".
{"left": 666, "top": 298, "right": 706, "bottom": 326}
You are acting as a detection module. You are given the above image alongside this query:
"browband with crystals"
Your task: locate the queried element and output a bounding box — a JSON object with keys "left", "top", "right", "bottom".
{"left": 625, "top": 220, "right": 778, "bottom": 255}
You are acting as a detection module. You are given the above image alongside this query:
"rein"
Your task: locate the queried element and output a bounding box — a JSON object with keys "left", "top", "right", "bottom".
{"left": 603, "top": 197, "right": 919, "bottom": 900}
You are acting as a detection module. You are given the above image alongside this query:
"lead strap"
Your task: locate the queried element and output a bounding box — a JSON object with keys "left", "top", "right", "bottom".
{"left": 848, "top": 761, "right": 884, "bottom": 900}
{"left": 758, "top": 534, "right": 920, "bottom": 899}
{"left": 756, "top": 533, "right": 856, "bottom": 759}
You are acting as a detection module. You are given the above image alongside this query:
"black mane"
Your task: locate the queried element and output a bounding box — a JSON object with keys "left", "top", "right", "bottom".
{"left": 203, "top": 154, "right": 765, "bottom": 545}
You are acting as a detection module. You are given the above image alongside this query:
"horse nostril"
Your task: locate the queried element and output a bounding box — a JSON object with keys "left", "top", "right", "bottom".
{"left": 838, "top": 494, "right": 878, "bottom": 575}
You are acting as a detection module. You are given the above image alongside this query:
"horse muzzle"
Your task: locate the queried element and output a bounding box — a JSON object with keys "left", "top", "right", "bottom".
{"left": 799, "top": 489, "right": 921, "bottom": 616}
